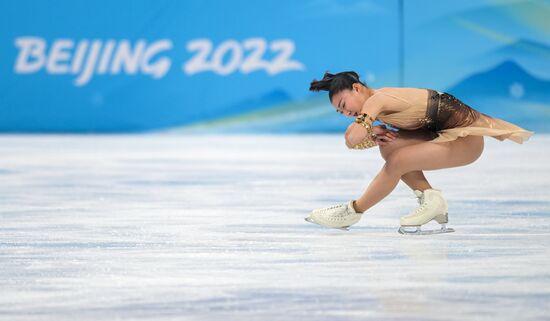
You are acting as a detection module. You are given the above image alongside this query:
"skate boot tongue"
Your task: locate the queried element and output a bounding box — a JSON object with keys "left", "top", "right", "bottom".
{"left": 413, "top": 190, "right": 424, "bottom": 204}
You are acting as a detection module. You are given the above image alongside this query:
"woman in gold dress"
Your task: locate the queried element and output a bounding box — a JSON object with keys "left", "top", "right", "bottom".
{"left": 305, "top": 71, "right": 534, "bottom": 234}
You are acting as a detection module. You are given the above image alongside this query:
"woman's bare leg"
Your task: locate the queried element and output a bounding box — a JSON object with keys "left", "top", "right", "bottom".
{"left": 353, "top": 134, "right": 484, "bottom": 213}
{"left": 400, "top": 171, "right": 432, "bottom": 192}
{"left": 379, "top": 129, "right": 437, "bottom": 192}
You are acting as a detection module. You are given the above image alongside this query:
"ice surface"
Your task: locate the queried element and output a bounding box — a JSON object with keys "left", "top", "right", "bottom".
{"left": 0, "top": 133, "right": 549, "bottom": 321}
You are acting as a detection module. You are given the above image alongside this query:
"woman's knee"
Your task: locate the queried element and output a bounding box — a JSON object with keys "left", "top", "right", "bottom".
{"left": 455, "top": 135, "right": 484, "bottom": 165}
{"left": 378, "top": 134, "right": 407, "bottom": 160}
{"left": 378, "top": 144, "right": 393, "bottom": 161}
{"left": 379, "top": 141, "right": 407, "bottom": 161}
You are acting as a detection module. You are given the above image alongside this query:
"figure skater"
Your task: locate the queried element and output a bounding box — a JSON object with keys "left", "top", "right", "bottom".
{"left": 305, "top": 71, "right": 534, "bottom": 234}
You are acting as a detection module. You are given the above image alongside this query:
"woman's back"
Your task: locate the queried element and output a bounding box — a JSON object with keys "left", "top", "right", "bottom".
{"left": 375, "top": 87, "right": 431, "bottom": 113}
{"left": 374, "top": 87, "right": 432, "bottom": 130}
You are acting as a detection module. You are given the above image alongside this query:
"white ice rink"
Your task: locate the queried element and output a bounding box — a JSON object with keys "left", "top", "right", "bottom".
{"left": 1, "top": 133, "right": 549, "bottom": 321}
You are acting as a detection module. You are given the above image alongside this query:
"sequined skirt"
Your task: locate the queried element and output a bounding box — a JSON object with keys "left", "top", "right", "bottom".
{"left": 424, "top": 89, "right": 482, "bottom": 132}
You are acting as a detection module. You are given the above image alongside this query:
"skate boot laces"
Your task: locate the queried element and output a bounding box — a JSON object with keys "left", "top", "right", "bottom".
{"left": 319, "top": 203, "right": 346, "bottom": 212}
{"left": 413, "top": 201, "right": 429, "bottom": 215}
{"left": 315, "top": 202, "right": 358, "bottom": 222}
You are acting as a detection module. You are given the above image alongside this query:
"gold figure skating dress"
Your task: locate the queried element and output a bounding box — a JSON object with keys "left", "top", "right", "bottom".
{"left": 374, "top": 88, "right": 534, "bottom": 144}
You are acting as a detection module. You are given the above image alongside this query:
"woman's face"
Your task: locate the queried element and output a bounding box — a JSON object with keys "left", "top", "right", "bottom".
{"left": 330, "top": 84, "right": 367, "bottom": 117}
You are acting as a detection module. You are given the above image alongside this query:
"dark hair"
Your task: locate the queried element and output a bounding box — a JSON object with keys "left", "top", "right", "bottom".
{"left": 309, "top": 71, "right": 367, "bottom": 101}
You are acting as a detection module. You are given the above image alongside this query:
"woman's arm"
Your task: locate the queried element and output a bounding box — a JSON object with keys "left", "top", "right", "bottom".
{"left": 345, "top": 93, "right": 388, "bottom": 148}
{"left": 359, "top": 91, "right": 386, "bottom": 119}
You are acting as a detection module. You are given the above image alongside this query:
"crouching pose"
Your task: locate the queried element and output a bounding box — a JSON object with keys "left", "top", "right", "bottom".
{"left": 305, "top": 71, "right": 534, "bottom": 234}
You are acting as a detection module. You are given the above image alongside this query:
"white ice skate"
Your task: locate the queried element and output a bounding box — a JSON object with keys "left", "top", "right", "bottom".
{"left": 398, "top": 188, "right": 455, "bottom": 235}
{"left": 305, "top": 200, "right": 363, "bottom": 231}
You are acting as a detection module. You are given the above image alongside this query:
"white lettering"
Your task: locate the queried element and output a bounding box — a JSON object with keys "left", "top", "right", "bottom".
{"left": 183, "top": 38, "right": 304, "bottom": 76}
{"left": 12, "top": 37, "right": 304, "bottom": 85}
{"left": 47, "top": 39, "right": 73, "bottom": 74}
{"left": 110, "top": 40, "right": 145, "bottom": 75}
{"left": 71, "top": 40, "right": 89, "bottom": 74}
{"left": 211, "top": 40, "right": 242, "bottom": 75}
{"left": 141, "top": 39, "right": 172, "bottom": 78}
{"left": 97, "top": 40, "right": 116, "bottom": 74}
{"left": 14, "top": 37, "right": 46, "bottom": 73}
{"left": 14, "top": 37, "right": 174, "bottom": 86}
{"left": 75, "top": 40, "right": 102, "bottom": 86}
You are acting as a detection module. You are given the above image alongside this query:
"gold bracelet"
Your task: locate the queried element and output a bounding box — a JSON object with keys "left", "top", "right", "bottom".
{"left": 351, "top": 137, "right": 377, "bottom": 149}
{"left": 351, "top": 118, "right": 377, "bottom": 149}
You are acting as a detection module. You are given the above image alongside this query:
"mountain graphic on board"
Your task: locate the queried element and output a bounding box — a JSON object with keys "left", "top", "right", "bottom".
{"left": 446, "top": 60, "right": 550, "bottom": 102}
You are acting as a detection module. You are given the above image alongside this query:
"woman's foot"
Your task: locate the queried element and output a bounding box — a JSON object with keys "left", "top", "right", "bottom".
{"left": 305, "top": 200, "right": 363, "bottom": 229}
{"left": 400, "top": 188, "right": 448, "bottom": 228}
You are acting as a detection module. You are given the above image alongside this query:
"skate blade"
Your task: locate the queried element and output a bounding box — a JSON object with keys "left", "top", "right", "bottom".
{"left": 398, "top": 225, "right": 455, "bottom": 235}
{"left": 304, "top": 217, "right": 350, "bottom": 231}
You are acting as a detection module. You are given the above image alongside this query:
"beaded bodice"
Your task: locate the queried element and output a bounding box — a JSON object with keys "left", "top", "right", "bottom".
{"left": 375, "top": 88, "right": 482, "bottom": 131}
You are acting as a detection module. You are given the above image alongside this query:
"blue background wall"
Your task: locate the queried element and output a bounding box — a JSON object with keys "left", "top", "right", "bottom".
{"left": 0, "top": 0, "right": 548, "bottom": 133}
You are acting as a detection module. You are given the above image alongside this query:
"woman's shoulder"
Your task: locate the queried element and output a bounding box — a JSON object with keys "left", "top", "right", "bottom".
{"left": 375, "top": 87, "right": 431, "bottom": 95}
{"left": 373, "top": 87, "right": 431, "bottom": 115}
{"left": 375, "top": 87, "right": 431, "bottom": 104}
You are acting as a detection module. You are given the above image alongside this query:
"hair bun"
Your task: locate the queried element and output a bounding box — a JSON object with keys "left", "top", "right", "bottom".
{"left": 309, "top": 71, "right": 335, "bottom": 92}
{"left": 308, "top": 70, "right": 365, "bottom": 94}
{"left": 322, "top": 71, "right": 335, "bottom": 81}
{"left": 309, "top": 79, "right": 330, "bottom": 92}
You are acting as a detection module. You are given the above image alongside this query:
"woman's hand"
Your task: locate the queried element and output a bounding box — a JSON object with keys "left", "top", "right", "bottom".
{"left": 372, "top": 124, "right": 399, "bottom": 146}
{"left": 345, "top": 123, "right": 399, "bottom": 148}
